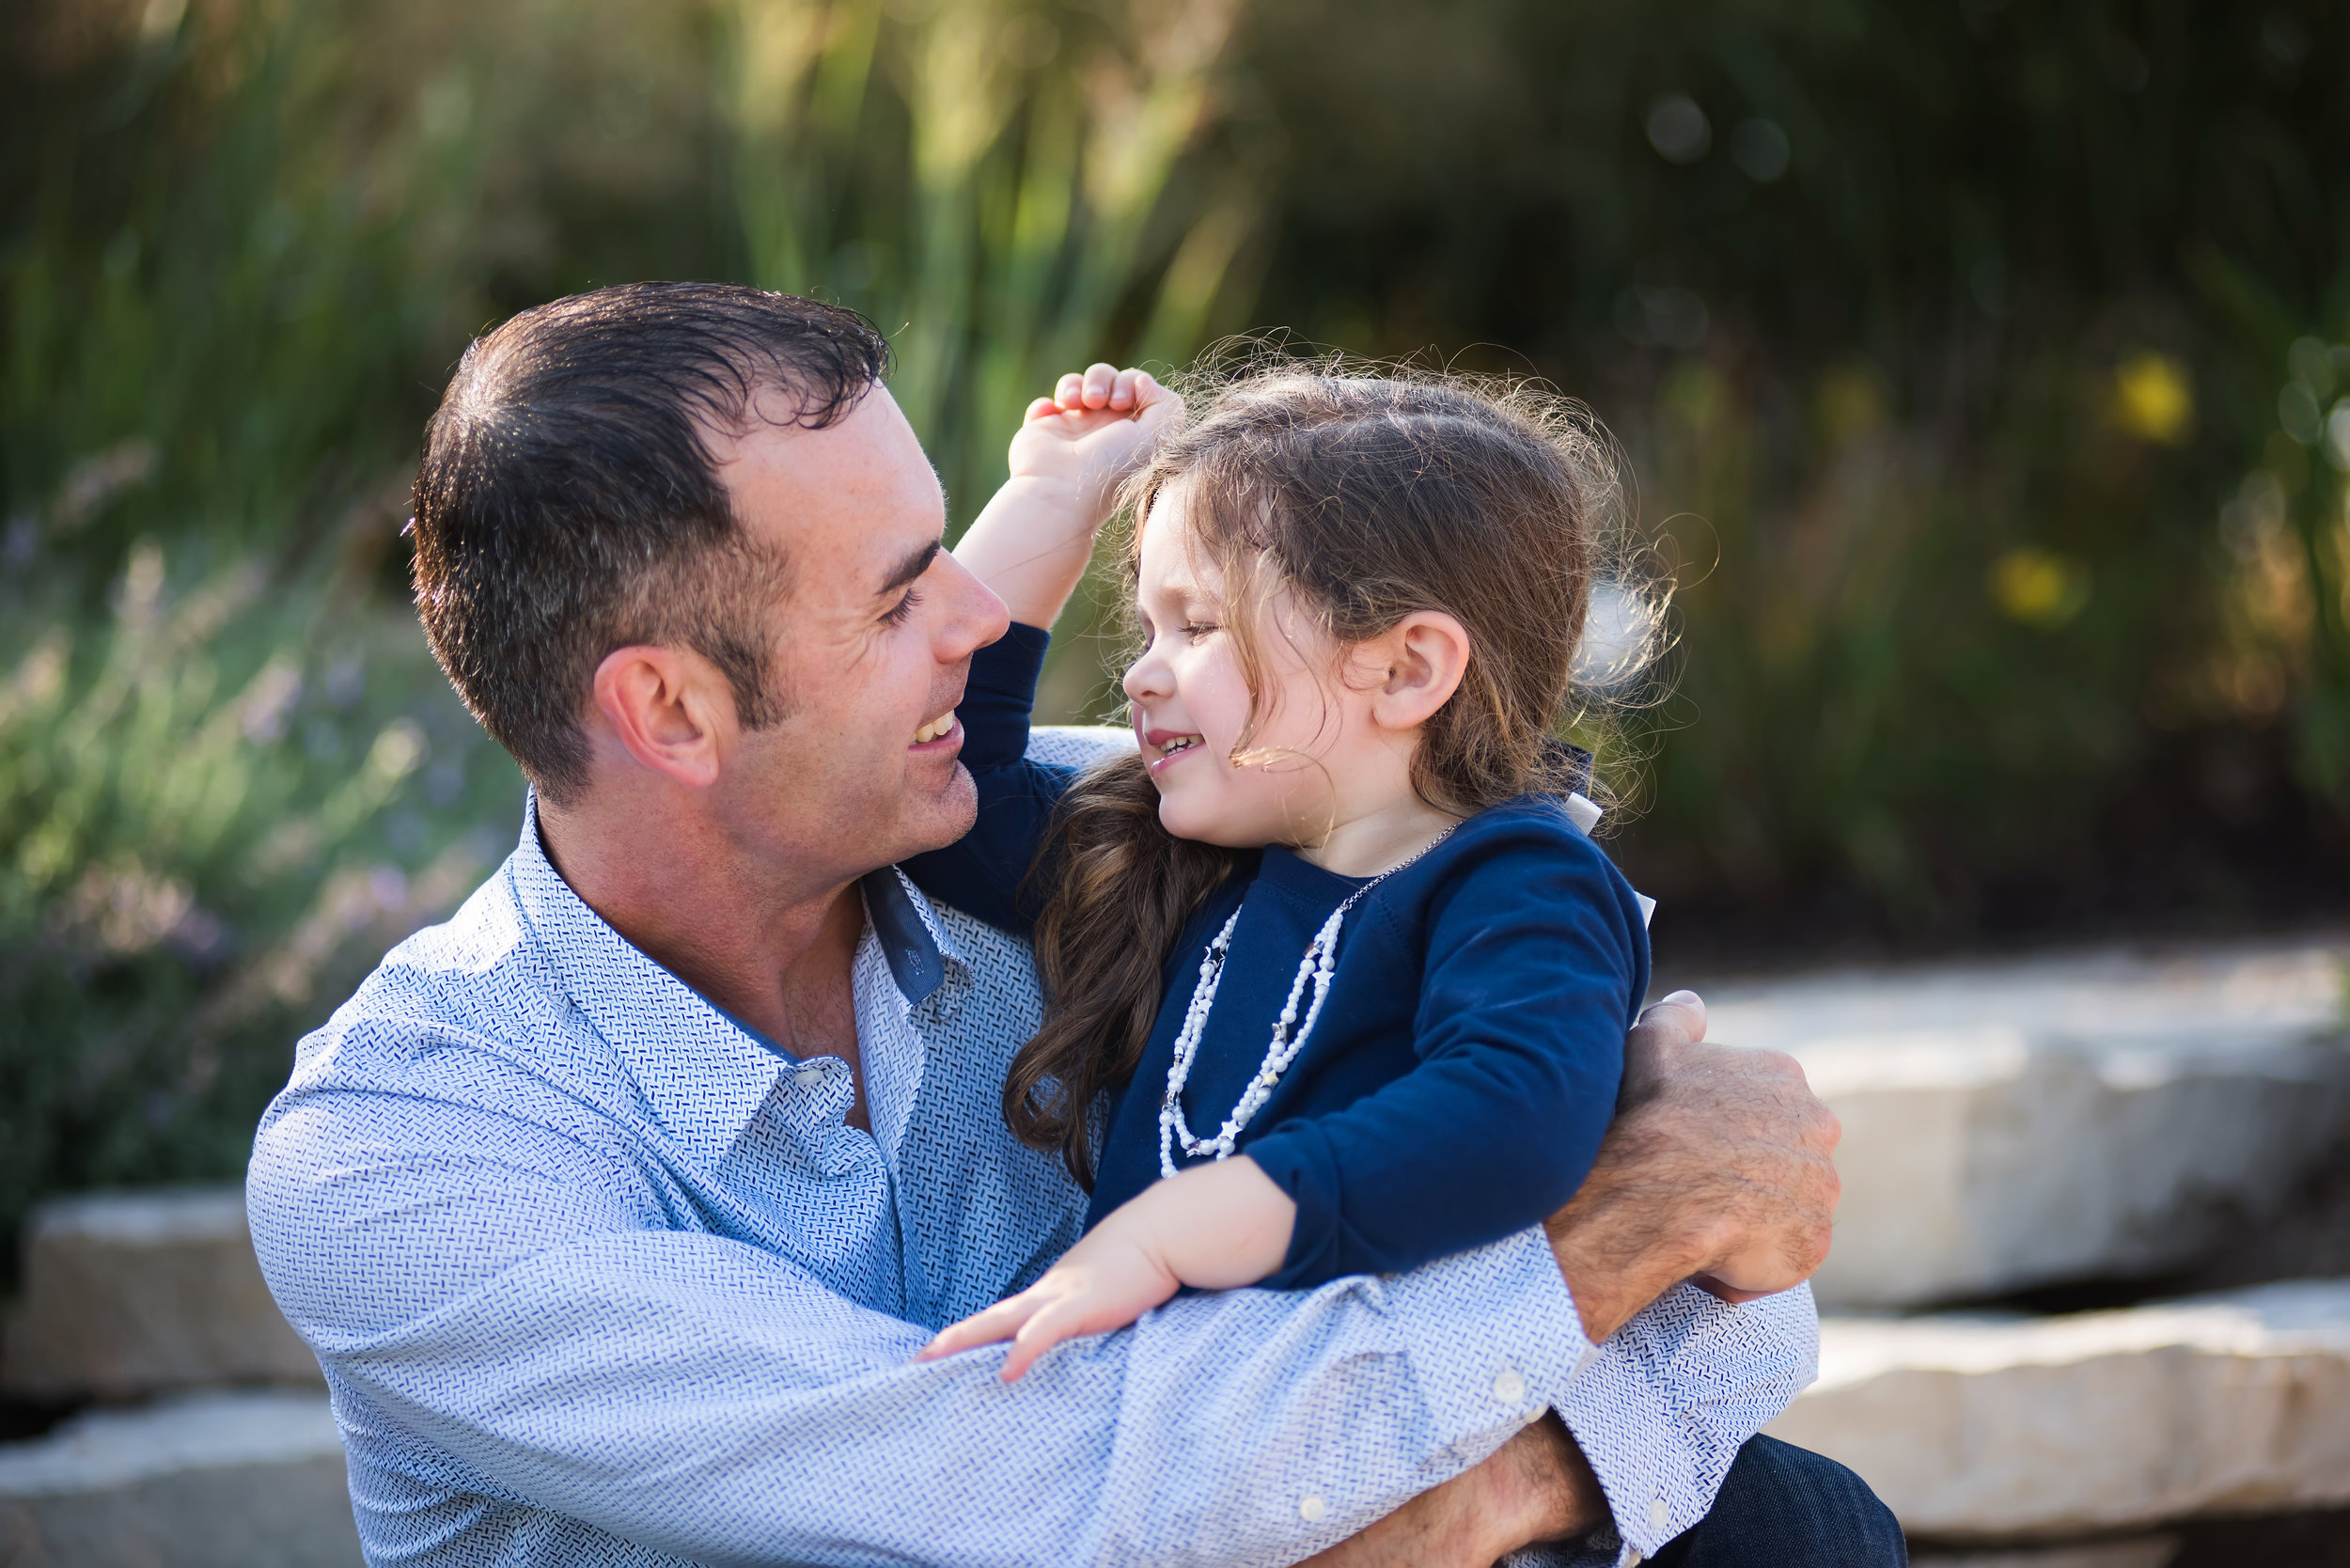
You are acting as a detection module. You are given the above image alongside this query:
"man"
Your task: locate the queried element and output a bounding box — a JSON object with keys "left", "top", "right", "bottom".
{"left": 248, "top": 282, "right": 1902, "bottom": 1566}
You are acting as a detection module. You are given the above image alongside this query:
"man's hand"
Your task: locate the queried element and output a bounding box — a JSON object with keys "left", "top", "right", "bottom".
{"left": 1296, "top": 1415, "right": 1604, "bottom": 1568}
{"left": 1546, "top": 991, "right": 1841, "bottom": 1341}
{"left": 1305, "top": 994, "right": 1839, "bottom": 1567}
{"left": 955, "top": 364, "right": 1182, "bottom": 629}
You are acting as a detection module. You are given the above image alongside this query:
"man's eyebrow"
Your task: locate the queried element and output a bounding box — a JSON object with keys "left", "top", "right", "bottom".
{"left": 877, "top": 539, "right": 942, "bottom": 597}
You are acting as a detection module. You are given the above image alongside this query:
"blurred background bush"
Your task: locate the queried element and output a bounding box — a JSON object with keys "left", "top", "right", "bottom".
{"left": 3, "top": 0, "right": 2346, "bottom": 1253}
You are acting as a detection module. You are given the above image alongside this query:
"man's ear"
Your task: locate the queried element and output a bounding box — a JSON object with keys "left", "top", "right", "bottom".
{"left": 1366, "top": 611, "right": 1472, "bottom": 732}
{"left": 588, "top": 645, "right": 735, "bottom": 789}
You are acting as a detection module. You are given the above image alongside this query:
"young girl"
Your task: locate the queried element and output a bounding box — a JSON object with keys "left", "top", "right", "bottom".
{"left": 906, "top": 359, "right": 1653, "bottom": 1380}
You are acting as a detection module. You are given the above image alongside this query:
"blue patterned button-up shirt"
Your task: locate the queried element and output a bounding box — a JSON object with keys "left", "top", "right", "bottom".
{"left": 247, "top": 734, "right": 1816, "bottom": 1568}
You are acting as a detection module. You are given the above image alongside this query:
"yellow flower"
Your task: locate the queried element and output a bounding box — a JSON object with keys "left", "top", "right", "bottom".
{"left": 2113, "top": 353, "right": 2193, "bottom": 445}
{"left": 1989, "top": 548, "right": 2091, "bottom": 628}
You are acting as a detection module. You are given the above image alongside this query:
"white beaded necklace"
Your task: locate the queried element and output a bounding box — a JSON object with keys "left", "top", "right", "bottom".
{"left": 1157, "top": 825, "right": 1458, "bottom": 1178}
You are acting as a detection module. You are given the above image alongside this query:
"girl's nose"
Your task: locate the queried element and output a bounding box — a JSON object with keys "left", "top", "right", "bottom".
{"left": 1121, "top": 644, "right": 1167, "bottom": 706}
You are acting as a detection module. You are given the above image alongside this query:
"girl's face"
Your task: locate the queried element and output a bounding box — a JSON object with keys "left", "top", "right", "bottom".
{"left": 1121, "top": 484, "right": 1385, "bottom": 849}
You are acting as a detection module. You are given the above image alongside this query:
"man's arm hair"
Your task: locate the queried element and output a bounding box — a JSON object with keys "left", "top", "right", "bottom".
{"left": 1547, "top": 993, "right": 1840, "bottom": 1341}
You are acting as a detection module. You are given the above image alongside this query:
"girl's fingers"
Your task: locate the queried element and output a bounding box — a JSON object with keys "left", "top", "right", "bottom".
{"left": 1044, "top": 365, "right": 1162, "bottom": 417}
{"left": 916, "top": 1296, "right": 1037, "bottom": 1361}
{"left": 998, "top": 1303, "right": 1076, "bottom": 1381}
{"left": 1026, "top": 396, "right": 1058, "bottom": 423}
{"left": 998, "top": 1338, "right": 1044, "bottom": 1381}
{"left": 998, "top": 1292, "right": 1121, "bottom": 1381}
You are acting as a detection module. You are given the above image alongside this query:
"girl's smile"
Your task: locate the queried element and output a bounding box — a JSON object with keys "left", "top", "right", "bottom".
{"left": 1140, "top": 727, "right": 1206, "bottom": 775}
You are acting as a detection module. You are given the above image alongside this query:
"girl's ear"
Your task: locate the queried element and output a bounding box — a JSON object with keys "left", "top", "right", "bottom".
{"left": 1367, "top": 611, "right": 1471, "bottom": 732}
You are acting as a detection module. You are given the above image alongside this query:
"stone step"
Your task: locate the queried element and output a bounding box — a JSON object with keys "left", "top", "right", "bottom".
{"left": 1703, "top": 940, "right": 2350, "bottom": 1309}
{"left": 0, "top": 1389, "right": 358, "bottom": 1567}
{"left": 1764, "top": 1278, "right": 2350, "bottom": 1541}
{"left": 1913, "top": 1544, "right": 2178, "bottom": 1568}
{"left": 2, "top": 1186, "right": 320, "bottom": 1402}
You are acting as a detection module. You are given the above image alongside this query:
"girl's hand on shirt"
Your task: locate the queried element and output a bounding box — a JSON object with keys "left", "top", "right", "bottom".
{"left": 916, "top": 1219, "right": 1183, "bottom": 1381}
{"left": 916, "top": 1154, "right": 1297, "bottom": 1382}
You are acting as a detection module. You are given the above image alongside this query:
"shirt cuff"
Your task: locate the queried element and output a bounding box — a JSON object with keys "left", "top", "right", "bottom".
{"left": 1553, "top": 1284, "right": 1722, "bottom": 1565}
{"left": 1379, "top": 1228, "right": 1590, "bottom": 1454}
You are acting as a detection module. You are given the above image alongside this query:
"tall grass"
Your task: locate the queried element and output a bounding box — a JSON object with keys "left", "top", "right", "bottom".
{"left": 1235, "top": 0, "right": 2350, "bottom": 940}
{"left": 724, "top": 0, "right": 1259, "bottom": 712}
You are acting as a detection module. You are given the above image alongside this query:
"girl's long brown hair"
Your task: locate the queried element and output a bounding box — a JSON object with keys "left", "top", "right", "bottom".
{"left": 1002, "top": 353, "right": 1651, "bottom": 1187}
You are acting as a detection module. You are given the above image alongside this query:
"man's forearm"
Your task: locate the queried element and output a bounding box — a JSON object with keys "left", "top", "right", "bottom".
{"left": 1299, "top": 1415, "right": 1604, "bottom": 1568}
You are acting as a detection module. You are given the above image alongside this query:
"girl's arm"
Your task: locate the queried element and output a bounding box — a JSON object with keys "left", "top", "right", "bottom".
{"left": 895, "top": 622, "right": 1067, "bottom": 933}
{"left": 1246, "top": 816, "right": 1650, "bottom": 1289}
{"left": 915, "top": 817, "right": 1647, "bottom": 1375}
{"left": 953, "top": 365, "right": 1179, "bottom": 629}
{"left": 898, "top": 367, "right": 1178, "bottom": 933}
{"left": 916, "top": 1156, "right": 1297, "bottom": 1381}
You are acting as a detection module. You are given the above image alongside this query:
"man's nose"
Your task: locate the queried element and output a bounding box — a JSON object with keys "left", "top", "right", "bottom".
{"left": 935, "top": 552, "right": 1010, "bottom": 657}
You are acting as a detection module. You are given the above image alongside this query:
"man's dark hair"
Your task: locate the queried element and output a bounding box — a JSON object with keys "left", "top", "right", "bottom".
{"left": 411, "top": 281, "right": 891, "bottom": 805}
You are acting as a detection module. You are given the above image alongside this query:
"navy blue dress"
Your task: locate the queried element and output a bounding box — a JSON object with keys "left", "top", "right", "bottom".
{"left": 901, "top": 624, "right": 1651, "bottom": 1290}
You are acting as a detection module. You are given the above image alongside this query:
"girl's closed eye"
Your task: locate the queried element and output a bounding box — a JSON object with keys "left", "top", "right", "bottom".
{"left": 1181, "top": 621, "right": 1220, "bottom": 641}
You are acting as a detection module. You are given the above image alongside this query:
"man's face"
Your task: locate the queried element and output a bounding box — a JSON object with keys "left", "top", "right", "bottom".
{"left": 705, "top": 385, "right": 1009, "bottom": 884}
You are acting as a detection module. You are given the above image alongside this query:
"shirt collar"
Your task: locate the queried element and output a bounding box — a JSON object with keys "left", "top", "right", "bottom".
{"left": 507, "top": 793, "right": 788, "bottom": 1162}
{"left": 502, "top": 796, "right": 967, "bottom": 1155}
{"left": 858, "top": 864, "right": 965, "bottom": 1008}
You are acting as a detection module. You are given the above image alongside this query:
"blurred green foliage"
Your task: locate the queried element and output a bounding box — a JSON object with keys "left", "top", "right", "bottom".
{"left": 3, "top": 0, "right": 2347, "bottom": 1238}
{"left": 1234, "top": 0, "right": 2350, "bottom": 936}
{"left": 0, "top": 543, "right": 520, "bottom": 1237}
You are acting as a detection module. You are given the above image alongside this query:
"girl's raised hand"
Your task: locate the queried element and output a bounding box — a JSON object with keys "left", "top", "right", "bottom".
{"left": 1006, "top": 363, "right": 1182, "bottom": 522}
{"left": 914, "top": 1220, "right": 1182, "bottom": 1382}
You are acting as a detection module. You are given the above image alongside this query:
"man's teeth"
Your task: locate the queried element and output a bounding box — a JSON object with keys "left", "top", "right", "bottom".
{"left": 914, "top": 711, "right": 957, "bottom": 745}
{"left": 1159, "top": 735, "right": 1199, "bottom": 756}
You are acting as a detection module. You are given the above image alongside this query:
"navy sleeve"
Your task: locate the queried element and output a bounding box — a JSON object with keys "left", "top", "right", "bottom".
{"left": 1245, "top": 817, "right": 1649, "bottom": 1289}
{"left": 896, "top": 622, "right": 1073, "bottom": 937}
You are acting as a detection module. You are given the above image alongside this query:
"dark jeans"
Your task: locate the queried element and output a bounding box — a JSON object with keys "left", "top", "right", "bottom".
{"left": 1645, "top": 1435, "right": 1907, "bottom": 1566}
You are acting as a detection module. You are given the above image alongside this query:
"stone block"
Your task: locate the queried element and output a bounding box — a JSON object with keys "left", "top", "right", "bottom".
{"left": 1765, "top": 1279, "right": 2350, "bottom": 1540}
{"left": 1, "top": 1186, "right": 321, "bottom": 1402}
{"left": 1703, "top": 942, "right": 2350, "bottom": 1308}
{"left": 1914, "top": 1544, "right": 2177, "bottom": 1568}
{"left": 0, "top": 1388, "right": 358, "bottom": 1567}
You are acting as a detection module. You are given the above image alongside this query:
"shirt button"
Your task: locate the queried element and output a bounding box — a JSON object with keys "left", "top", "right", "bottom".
{"left": 1297, "top": 1495, "right": 1326, "bottom": 1523}
{"left": 793, "top": 1067, "right": 825, "bottom": 1089}
{"left": 1491, "top": 1368, "right": 1527, "bottom": 1404}
{"left": 1650, "top": 1495, "right": 1672, "bottom": 1534}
